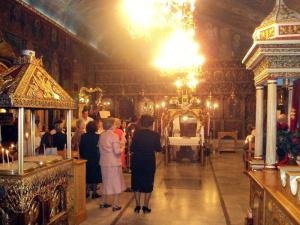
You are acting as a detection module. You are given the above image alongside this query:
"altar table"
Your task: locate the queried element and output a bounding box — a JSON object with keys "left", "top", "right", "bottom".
{"left": 166, "top": 137, "right": 201, "bottom": 164}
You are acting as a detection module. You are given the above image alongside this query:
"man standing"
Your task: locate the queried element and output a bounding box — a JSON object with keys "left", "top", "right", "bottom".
{"left": 81, "top": 108, "right": 94, "bottom": 128}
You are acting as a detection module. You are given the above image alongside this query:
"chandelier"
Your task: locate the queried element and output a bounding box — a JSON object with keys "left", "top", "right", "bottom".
{"left": 122, "top": 0, "right": 204, "bottom": 108}
{"left": 122, "top": 0, "right": 204, "bottom": 75}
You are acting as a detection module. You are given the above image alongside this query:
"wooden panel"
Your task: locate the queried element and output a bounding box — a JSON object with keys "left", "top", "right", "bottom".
{"left": 70, "top": 159, "right": 87, "bottom": 225}
{"left": 248, "top": 171, "right": 300, "bottom": 225}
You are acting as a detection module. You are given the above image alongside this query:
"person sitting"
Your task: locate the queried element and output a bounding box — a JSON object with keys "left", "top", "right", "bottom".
{"left": 79, "top": 121, "right": 101, "bottom": 199}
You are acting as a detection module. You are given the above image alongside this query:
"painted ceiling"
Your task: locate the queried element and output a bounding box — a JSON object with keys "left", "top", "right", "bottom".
{"left": 22, "top": 0, "right": 300, "bottom": 61}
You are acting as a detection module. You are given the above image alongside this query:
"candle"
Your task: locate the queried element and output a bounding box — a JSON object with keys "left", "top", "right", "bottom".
{"left": 6, "top": 150, "right": 9, "bottom": 164}
{"left": 43, "top": 144, "right": 46, "bottom": 156}
{"left": 1, "top": 148, "right": 4, "bottom": 166}
{"left": 25, "top": 133, "right": 30, "bottom": 156}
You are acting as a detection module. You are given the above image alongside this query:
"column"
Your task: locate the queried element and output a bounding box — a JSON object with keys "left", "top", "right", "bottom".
{"left": 265, "top": 80, "right": 277, "bottom": 169}
{"left": 255, "top": 86, "right": 264, "bottom": 159}
{"left": 66, "top": 110, "right": 72, "bottom": 159}
{"left": 30, "top": 110, "right": 35, "bottom": 156}
{"left": 288, "top": 83, "right": 293, "bottom": 128}
{"left": 18, "top": 108, "right": 25, "bottom": 175}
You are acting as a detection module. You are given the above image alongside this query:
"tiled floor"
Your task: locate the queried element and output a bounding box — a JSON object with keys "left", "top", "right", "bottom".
{"left": 210, "top": 151, "right": 250, "bottom": 225}
{"left": 81, "top": 150, "right": 249, "bottom": 225}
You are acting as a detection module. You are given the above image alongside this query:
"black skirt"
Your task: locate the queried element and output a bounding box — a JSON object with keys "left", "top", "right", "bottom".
{"left": 86, "top": 162, "right": 102, "bottom": 184}
{"left": 131, "top": 156, "right": 156, "bottom": 193}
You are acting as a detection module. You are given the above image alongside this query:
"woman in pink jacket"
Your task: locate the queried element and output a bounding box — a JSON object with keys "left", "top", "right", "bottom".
{"left": 99, "top": 118, "right": 126, "bottom": 211}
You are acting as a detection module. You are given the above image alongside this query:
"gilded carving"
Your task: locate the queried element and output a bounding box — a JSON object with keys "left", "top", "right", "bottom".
{"left": 259, "top": 27, "right": 275, "bottom": 40}
{"left": 279, "top": 25, "right": 300, "bottom": 35}
{"left": 265, "top": 194, "right": 298, "bottom": 225}
{"left": 257, "top": 0, "right": 300, "bottom": 30}
{"left": 0, "top": 55, "right": 76, "bottom": 109}
{"left": 0, "top": 160, "right": 72, "bottom": 216}
{"left": 266, "top": 56, "right": 300, "bottom": 68}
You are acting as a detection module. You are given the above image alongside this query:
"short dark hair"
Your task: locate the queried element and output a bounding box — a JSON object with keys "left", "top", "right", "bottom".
{"left": 82, "top": 108, "right": 89, "bottom": 114}
{"left": 140, "top": 115, "right": 154, "bottom": 128}
{"left": 86, "top": 121, "right": 97, "bottom": 133}
{"left": 54, "top": 120, "right": 63, "bottom": 125}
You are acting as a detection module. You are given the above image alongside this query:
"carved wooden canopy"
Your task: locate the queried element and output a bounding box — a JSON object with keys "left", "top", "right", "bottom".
{"left": 243, "top": 0, "right": 300, "bottom": 85}
{"left": 0, "top": 54, "right": 76, "bottom": 109}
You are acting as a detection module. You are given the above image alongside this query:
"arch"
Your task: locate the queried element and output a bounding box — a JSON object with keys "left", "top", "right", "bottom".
{"left": 50, "top": 185, "right": 67, "bottom": 219}
{"left": 28, "top": 196, "right": 43, "bottom": 225}
{"left": 162, "top": 109, "right": 203, "bottom": 133}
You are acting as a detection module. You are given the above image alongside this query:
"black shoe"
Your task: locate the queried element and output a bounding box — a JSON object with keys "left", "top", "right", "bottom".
{"left": 92, "top": 193, "right": 101, "bottom": 199}
{"left": 134, "top": 206, "right": 141, "bottom": 213}
{"left": 99, "top": 203, "right": 112, "bottom": 208}
{"left": 142, "top": 206, "right": 151, "bottom": 214}
{"left": 112, "top": 206, "right": 122, "bottom": 212}
{"left": 86, "top": 193, "right": 90, "bottom": 199}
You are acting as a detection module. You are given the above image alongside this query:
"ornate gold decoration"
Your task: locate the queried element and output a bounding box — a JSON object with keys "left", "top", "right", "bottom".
{"left": 251, "top": 0, "right": 300, "bottom": 41}
{"left": 259, "top": 27, "right": 275, "bottom": 40}
{"left": 78, "top": 87, "right": 103, "bottom": 107}
{"left": 0, "top": 160, "right": 72, "bottom": 215}
{"left": 265, "top": 194, "right": 298, "bottom": 225}
{"left": 258, "top": 0, "right": 300, "bottom": 29}
{"left": 0, "top": 54, "right": 76, "bottom": 109}
{"left": 279, "top": 25, "right": 300, "bottom": 35}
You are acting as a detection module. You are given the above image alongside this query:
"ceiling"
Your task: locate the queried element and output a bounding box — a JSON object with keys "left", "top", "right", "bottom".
{"left": 22, "top": 0, "right": 300, "bottom": 62}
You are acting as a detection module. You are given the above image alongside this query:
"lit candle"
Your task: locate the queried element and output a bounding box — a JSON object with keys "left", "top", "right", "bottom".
{"left": 43, "top": 144, "right": 46, "bottom": 156}
{"left": 25, "top": 132, "right": 29, "bottom": 156}
{"left": 6, "top": 150, "right": 9, "bottom": 164}
{"left": 1, "top": 148, "right": 4, "bottom": 166}
{"left": 10, "top": 144, "right": 15, "bottom": 162}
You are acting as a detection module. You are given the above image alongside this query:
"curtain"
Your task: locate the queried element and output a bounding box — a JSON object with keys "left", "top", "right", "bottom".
{"left": 290, "top": 79, "right": 300, "bottom": 132}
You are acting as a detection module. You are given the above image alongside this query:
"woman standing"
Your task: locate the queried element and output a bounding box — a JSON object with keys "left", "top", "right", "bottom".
{"left": 130, "top": 115, "right": 161, "bottom": 214}
{"left": 99, "top": 118, "right": 126, "bottom": 211}
{"left": 113, "top": 118, "right": 126, "bottom": 169}
{"left": 71, "top": 119, "right": 85, "bottom": 152}
{"left": 79, "top": 121, "right": 101, "bottom": 199}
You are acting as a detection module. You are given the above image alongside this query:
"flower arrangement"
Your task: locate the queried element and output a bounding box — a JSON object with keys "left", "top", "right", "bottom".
{"left": 277, "top": 122, "right": 300, "bottom": 165}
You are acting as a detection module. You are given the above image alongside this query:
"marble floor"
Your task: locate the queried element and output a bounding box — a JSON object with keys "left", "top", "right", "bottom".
{"left": 81, "top": 150, "right": 249, "bottom": 225}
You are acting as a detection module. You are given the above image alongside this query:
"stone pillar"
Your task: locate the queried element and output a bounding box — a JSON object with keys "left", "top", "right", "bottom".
{"left": 255, "top": 86, "right": 264, "bottom": 159}
{"left": 265, "top": 80, "right": 277, "bottom": 169}
{"left": 288, "top": 84, "right": 294, "bottom": 128}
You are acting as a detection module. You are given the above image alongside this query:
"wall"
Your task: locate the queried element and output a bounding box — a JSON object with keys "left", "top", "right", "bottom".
{"left": 94, "top": 61, "right": 255, "bottom": 139}
{"left": 0, "top": 0, "right": 105, "bottom": 97}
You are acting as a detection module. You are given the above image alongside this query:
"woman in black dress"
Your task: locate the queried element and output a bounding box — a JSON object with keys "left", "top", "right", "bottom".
{"left": 79, "top": 121, "right": 101, "bottom": 199}
{"left": 130, "top": 115, "right": 161, "bottom": 214}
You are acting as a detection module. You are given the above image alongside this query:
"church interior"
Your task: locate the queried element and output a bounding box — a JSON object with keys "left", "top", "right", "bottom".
{"left": 0, "top": 0, "right": 300, "bottom": 225}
